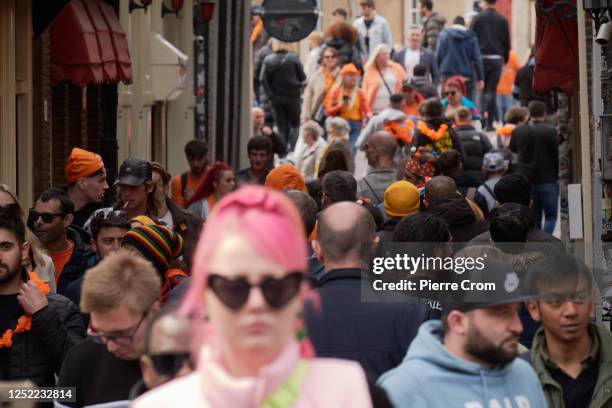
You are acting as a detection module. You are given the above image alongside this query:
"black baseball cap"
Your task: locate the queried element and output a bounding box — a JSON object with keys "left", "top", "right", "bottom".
{"left": 115, "top": 157, "right": 152, "bottom": 186}
{"left": 443, "top": 258, "right": 533, "bottom": 312}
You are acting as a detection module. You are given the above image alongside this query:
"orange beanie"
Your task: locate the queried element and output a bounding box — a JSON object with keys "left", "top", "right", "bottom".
{"left": 65, "top": 148, "right": 104, "bottom": 184}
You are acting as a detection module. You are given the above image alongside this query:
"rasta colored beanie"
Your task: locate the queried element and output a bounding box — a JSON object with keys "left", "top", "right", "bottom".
{"left": 122, "top": 225, "right": 183, "bottom": 275}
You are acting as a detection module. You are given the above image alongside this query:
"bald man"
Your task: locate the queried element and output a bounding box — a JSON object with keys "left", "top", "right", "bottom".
{"left": 132, "top": 311, "right": 194, "bottom": 398}
{"left": 357, "top": 131, "right": 399, "bottom": 205}
{"left": 306, "top": 202, "right": 431, "bottom": 379}
{"left": 252, "top": 107, "right": 287, "bottom": 158}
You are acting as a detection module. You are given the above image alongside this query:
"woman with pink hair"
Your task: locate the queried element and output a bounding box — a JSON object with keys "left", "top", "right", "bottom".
{"left": 185, "top": 162, "right": 235, "bottom": 221}
{"left": 133, "top": 186, "right": 372, "bottom": 407}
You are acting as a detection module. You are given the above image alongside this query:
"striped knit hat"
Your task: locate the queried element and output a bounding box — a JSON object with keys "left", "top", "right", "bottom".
{"left": 122, "top": 225, "right": 184, "bottom": 275}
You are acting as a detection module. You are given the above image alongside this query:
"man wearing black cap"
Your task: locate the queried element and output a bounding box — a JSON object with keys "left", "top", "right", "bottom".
{"left": 84, "top": 158, "right": 156, "bottom": 232}
{"left": 378, "top": 258, "right": 547, "bottom": 407}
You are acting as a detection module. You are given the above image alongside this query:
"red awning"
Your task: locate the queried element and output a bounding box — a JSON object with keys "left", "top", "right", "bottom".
{"left": 98, "top": 1, "right": 132, "bottom": 83}
{"left": 50, "top": 0, "right": 132, "bottom": 86}
{"left": 533, "top": 0, "right": 578, "bottom": 95}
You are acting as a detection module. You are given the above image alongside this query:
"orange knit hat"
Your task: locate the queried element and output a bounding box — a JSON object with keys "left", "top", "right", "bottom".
{"left": 65, "top": 148, "right": 104, "bottom": 184}
{"left": 339, "top": 63, "right": 360, "bottom": 77}
{"left": 265, "top": 164, "right": 307, "bottom": 192}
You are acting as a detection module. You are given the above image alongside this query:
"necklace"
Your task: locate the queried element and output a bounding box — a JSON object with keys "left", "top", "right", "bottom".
{"left": 0, "top": 272, "right": 50, "bottom": 349}
{"left": 417, "top": 121, "right": 449, "bottom": 142}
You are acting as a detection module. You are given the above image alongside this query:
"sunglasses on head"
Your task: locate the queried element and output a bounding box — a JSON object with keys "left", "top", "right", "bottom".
{"left": 149, "top": 352, "right": 194, "bottom": 377}
{"left": 28, "top": 208, "right": 65, "bottom": 223}
{"left": 207, "top": 272, "right": 304, "bottom": 311}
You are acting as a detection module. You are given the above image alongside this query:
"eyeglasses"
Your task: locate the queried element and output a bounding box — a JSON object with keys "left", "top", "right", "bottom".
{"left": 90, "top": 314, "right": 146, "bottom": 346}
{"left": 207, "top": 272, "right": 304, "bottom": 311}
{"left": 149, "top": 352, "right": 194, "bottom": 377}
{"left": 444, "top": 91, "right": 457, "bottom": 97}
{"left": 28, "top": 209, "right": 65, "bottom": 223}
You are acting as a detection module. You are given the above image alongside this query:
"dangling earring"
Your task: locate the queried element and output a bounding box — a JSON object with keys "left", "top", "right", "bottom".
{"left": 295, "top": 311, "right": 315, "bottom": 358}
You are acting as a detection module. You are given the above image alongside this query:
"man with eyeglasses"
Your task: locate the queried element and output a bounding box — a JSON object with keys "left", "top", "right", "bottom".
{"left": 57, "top": 249, "right": 161, "bottom": 408}
{"left": 0, "top": 206, "right": 85, "bottom": 387}
{"left": 524, "top": 253, "right": 612, "bottom": 408}
{"left": 129, "top": 308, "right": 194, "bottom": 399}
{"left": 30, "top": 188, "right": 97, "bottom": 296}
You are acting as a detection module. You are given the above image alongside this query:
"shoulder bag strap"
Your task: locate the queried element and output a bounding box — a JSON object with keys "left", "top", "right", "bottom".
{"left": 260, "top": 360, "right": 310, "bottom": 408}
{"left": 377, "top": 67, "right": 393, "bottom": 95}
{"left": 362, "top": 177, "right": 383, "bottom": 204}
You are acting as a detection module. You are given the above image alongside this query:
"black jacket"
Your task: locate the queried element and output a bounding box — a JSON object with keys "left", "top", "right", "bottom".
{"left": 413, "top": 118, "right": 465, "bottom": 156}
{"left": 5, "top": 272, "right": 85, "bottom": 387}
{"left": 57, "top": 227, "right": 98, "bottom": 296}
{"left": 455, "top": 124, "right": 492, "bottom": 185}
{"left": 305, "top": 268, "right": 431, "bottom": 380}
{"left": 428, "top": 194, "right": 489, "bottom": 243}
{"left": 57, "top": 338, "right": 142, "bottom": 407}
{"left": 510, "top": 121, "right": 559, "bottom": 185}
{"left": 166, "top": 197, "right": 203, "bottom": 270}
{"left": 260, "top": 51, "right": 306, "bottom": 99}
{"left": 469, "top": 8, "right": 510, "bottom": 61}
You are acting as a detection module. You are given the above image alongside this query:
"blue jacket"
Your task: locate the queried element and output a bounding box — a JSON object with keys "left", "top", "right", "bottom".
{"left": 378, "top": 320, "right": 547, "bottom": 408}
{"left": 304, "top": 268, "right": 432, "bottom": 380}
{"left": 436, "top": 26, "right": 484, "bottom": 81}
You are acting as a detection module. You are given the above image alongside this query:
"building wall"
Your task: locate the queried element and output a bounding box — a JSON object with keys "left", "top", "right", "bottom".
{"left": 319, "top": 0, "right": 471, "bottom": 45}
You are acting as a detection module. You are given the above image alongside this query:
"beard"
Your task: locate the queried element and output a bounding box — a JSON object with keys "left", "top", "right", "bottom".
{"left": 464, "top": 323, "right": 518, "bottom": 366}
{"left": 0, "top": 262, "right": 21, "bottom": 285}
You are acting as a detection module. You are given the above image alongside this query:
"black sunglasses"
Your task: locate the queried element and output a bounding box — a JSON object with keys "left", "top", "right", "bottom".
{"left": 28, "top": 208, "right": 65, "bottom": 223}
{"left": 444, "top": 91, "right": 457, "bottom": 96}
{"left": 149, "top": 352, "right": 194, "bottom": 377}
{"left": 207, "top": 272, "right": 304, "bottom": 311}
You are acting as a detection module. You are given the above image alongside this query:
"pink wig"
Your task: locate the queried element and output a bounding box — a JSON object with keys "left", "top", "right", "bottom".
{"left": 180, "top": 186, "right": 308, "bottom": 319}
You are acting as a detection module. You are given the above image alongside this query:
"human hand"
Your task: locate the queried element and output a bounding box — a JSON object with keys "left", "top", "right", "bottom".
{"left": 262, "top": 126, "right": 272, "bottom": 136}
{"left": 18, "top": 281, "right": 48, "bottom": 315}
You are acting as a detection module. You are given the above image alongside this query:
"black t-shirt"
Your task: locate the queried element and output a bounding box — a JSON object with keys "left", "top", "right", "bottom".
{"left": 0, "top": 294, "right": 22, "bottom": 380}
{"left": 550, "top": 358, "right": 599, "bottom": 408}
{"left": 57, "top": 337, "right": 142, "bottom": 407}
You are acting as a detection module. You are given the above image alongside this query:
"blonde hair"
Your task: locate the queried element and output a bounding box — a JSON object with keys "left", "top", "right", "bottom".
{"left": 271, "top": 39, "right": 298, "bottom": 53}
{"left": 0, "top": 184, "right": 48, "bottom": 270}
{"left": 81, "top": 249, "right": 161, "bottom": 314}
{"left": 307, "top": 31, "right": 324, "bottom": 46}
{"left": 364, "top": 44, "right": 391, "bottom": 71}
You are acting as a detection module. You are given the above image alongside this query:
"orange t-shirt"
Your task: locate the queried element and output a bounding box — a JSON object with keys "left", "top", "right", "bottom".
{"left": 171, "top": 171, "right": 205, "bottom": 208}
{"left": 496, "top": 50, "right": 521, "bottom": 95}
{"left": 325, "top": 87, "right": 370, "bottom": 122}
{"left": 49, "top": 241, "right": 75, "bottom": 284}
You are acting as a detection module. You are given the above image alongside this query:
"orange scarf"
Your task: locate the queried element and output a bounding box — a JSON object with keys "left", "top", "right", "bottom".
{"left": 250, "top": 20, "right": 263, "bottom": 44}
{"left": 385, "top": 120, "right": 414, "bottom": 145}
{"left": 417, "top": 121, "right": 449, "bottom": 142}
{"left": 496, "top": 124, "right": 514, "bottom": 137}
{"left": 0, "top": 272, "right": 50, "bottom": 348}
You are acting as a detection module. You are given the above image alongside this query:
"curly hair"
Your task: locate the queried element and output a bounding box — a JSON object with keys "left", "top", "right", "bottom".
{"left": 324, "top": 22, "right": 358, "bottom": 45}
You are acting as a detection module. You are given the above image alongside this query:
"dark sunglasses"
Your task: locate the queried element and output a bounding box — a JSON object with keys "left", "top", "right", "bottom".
{"left": 149, "top": 352, "right": 194, "bottom": 377}
{"left": 28, "top": 208, "right": 65, "bottom": 223}
{"left": 444, "top": 91, "right": 457, "bottom": 97}
{"left": 207, "top": 272, "right": 304, "bottom": 311}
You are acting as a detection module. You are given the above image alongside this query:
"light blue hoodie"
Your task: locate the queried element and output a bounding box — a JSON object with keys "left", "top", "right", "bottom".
{"left": 377, "top": 320, "right": 547, "bottom": 408}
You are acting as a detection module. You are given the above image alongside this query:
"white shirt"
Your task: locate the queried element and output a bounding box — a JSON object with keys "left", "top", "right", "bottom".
{"left": 159, "top": 209, "right": 174, "bottom": 230}
{"left": 372, "top": 69, "right": 397, "bottom": 114}
{"left": 403, "top": 48, "right": 420, "bottom": 78}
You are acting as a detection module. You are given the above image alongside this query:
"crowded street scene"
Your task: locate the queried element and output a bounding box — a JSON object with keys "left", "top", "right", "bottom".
{"left": 1, "top": 0, "right": 611, "bottom": 406}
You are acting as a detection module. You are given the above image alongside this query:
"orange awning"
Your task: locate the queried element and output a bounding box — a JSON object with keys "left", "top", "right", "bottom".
{"left": 50, "top": 0, "right": 132, "bottom": 86}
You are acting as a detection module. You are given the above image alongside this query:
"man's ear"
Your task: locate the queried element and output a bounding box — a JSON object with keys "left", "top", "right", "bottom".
{"left": 149, "top": 300, "right": 161, "bottom": 317}
{"left": 312, "top": 240, "right": 324, "bottom": 262}
{"left": 90, "top": 239, "right": 98, "bottom": 253}
{"left": 446, "top": 310, "right": 469, "bottom": 336}
{"left": 525, "top": 301, "right": 541, "bottom": 322}
{"left": 64, "top": 213, "right": 74, "bottom": 228}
